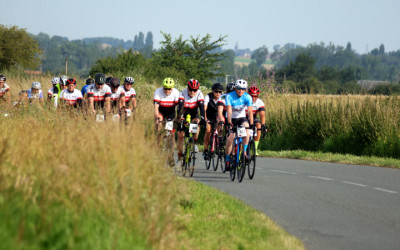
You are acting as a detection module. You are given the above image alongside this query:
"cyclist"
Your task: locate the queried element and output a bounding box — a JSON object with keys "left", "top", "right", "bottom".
{"left": 0, "top": 74, "right": 11, "bottom": 106}
{"left": 120, "top": 77, "right": 136, "bottom": 117}
{"left": 109, "top": 77, "right": 123, "bottom": 116}
{"left": 81, "top": 78, "right": 94, "bottom": 100}
{"left": 247, "top": 85, "right": 267, "bottom": 155}
{"left": 225, "top": 79, "right": 254, "bottom": 170}
{"left": 217, "top": 82, "right": 235, "bottom": 124}
{"left": 202, "top": 82, "right": 224, "bottom": 160}
{"left": 59, "top": 78, "right": 83, "bottom": 108}
{"left": 27, "top": 81, "right": 44, "bottom": 105}
{"left": 153, "top": 77, "right": 180, "bottom": 166}
{"left": 176, "top": 79, "right": 206, "bottom": 165}
{"left": 105, "top": 76, "right": 113, "bottom": 86}
{"left": 47, "top": 77, "right": 60, "bottom": 101}
{"left": 87, "top": 73, "right": 112, "bottom": 115}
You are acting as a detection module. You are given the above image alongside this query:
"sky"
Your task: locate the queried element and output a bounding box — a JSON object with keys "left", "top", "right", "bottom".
{"left": 2, "top": 0, "right": 399, "bottom": 54}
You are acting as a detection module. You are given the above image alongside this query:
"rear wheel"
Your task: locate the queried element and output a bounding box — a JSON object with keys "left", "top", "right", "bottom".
{"left": 247, "top": 140, "right": 256, "bottom": 180}
{"left": 237, "top": 143, "right": 246, "bottom": 183}
{"left": 211, "top": 135, "right": 218, "bottom": 171}
{"left": 229, "top": 153, "right": 236, "bottom": 181}
{"left": 219, "top": 137, "right": 226, "bottom": 173}
{"left": 188, "top": 139, "right": 196, "bottom": 177}
{"left": 182, "top": 142, "right": 189, "bottom": 176}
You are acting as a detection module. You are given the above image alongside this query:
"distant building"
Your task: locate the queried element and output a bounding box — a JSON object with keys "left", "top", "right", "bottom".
{"left": 234, "top": 43, "right": 251, "bottom": 57}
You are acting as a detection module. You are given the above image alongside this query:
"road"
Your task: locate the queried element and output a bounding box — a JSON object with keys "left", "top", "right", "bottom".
{"left": 191, "top": 156, "right": 400, "bottom": 250}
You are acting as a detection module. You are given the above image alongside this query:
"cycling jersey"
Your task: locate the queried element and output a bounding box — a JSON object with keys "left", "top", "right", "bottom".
{"left": 153, "top": 87, "right": 180, "bottom": 119}
{"left": 60, "top": 89, "right": 83, "bottom": 106}
{"left": 110, "top": 87, "right": 124, "bottom": 111}
{"left": 225, "top": 91, "right": 253, "bottom": 119}
{"left": 81, "top": 84, "right": 92, "bottom": 98}
{"left": 27, "top": 88, "right": 43, "bottom": 100}
{"left": 246, "top": 98, "right": 265, "bottom": 117}
{"left": 47, "top": 87, "right": 54, "bottom": 97}
{"left": 178, "top": 88, "right": 205, "bottom": 119}
{"left": 204, "top": 92, "right": 219, "bottom": 121}
{"left": 0, "top": 83, "right": 10, "bottom": 97}
{"left": 120, "top": 86, "right": 136, "bottom": 103}
{"left": 87, "top": 84, "right": 112, "bottom": 102}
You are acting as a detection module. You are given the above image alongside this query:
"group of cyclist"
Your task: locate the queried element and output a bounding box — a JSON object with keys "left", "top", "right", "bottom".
{"left": 153, "top": 77, "right": 267, "bottom": 170}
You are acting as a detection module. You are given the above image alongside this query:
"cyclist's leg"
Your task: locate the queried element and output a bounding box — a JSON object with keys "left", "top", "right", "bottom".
{"left": 203, "top": 122, "right": 212, "bottom": 151}
{"left": 254, "top": 119, "right": 262, "bottom": 154}
{"left": 177, "top": 130, "right": 185, "bottom": 159}
{"left": 240, "top": 118, "right": 250, "bottom": 154}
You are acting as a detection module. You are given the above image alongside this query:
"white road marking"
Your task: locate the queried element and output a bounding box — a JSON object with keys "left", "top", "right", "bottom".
{"left": 343, "top": 181, "right": 367, "bottom": 187}
{"left": 270, "top": 170, "right": 298, "bottom": 175}
{"left": 373, "top": 187, "right": 398, "bottom": 194}
{"left": 308, "top": 175, "right": 334, "bottom": 181}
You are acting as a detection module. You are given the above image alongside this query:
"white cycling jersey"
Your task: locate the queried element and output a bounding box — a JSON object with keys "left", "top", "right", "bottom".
{"left": 60, "top": 89, "right": 83, "bottom": 106}
{"left": 0, "top": 83, "right": 10, "bottom": 97}
{"left": 87, "top": 84, "right": 112, "bottom": 102}
{"left": 120, "top": 86, "right": 136, "bottom": 103}
{"left": 110, "top": 87, "right": 124, "bottom": 101}
{"left": 153, "top": 87, "right": 180, "bottom": 108}
{"left": 179, "top": 88, "right": 204, "bottom": 109}
{"left": 246, "top": 98, "right": 265, "bottom": 116}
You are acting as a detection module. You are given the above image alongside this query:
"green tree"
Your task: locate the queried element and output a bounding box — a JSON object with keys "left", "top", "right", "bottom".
{"left": 0, "top": 25, "right": 41, "bottom": 70}
{"left": 251, "top": 46, "right": 268, "bottom": 67}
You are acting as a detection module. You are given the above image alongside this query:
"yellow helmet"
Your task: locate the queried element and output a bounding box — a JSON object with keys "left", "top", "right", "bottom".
{"left": 162, "top": 77, "right": 175, "bottom": 88}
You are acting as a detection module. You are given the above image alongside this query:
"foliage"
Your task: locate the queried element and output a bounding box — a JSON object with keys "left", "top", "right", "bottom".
{"left": 251, "top": 45, "right": 269, "bottom": 67}
{"left": 0, "top": 25, "right": 41, "bottom": 70}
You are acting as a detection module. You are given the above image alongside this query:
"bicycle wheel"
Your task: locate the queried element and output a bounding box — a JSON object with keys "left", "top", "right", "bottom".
{"left": 229, "top": 153, "right": 236, "bottom": 181}
{"left": 211, "top": 135, "right": 218, "bottom": 171}
{"left": 189, "top": 139, "right": 196, "bottom": 177}
{"left": 237, "top": 143, "right": 246, "bottom": 183}
{"left": 182, "top": 143, "right": 188, "bottom": 176}
{"left": 247, "top": 139, "right": 256, "bottom": 180}
{"left": 219, "top": 137, "right": 226, "bottom": 173}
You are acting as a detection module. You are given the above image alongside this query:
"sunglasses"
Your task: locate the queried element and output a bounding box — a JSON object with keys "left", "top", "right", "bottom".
{"left": 188, "top": 88, "right": 198, "bottom": 92}
{"left": 236, "top": 87, "right": 246, "bottom": 91}
{"left": 163, "top": 88, "right": 172, "bottom": 91}
{"left": 214, "top": 91, "right": 222, "bottom": 94}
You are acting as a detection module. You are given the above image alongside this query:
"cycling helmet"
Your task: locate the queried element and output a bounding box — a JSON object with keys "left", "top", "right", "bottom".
{"left": 212, "top": 83, "right": 224, "bottom": 91}
{"left": 32, "top": 81, "right": 41, "bottom": 90}
{"left": 86, "top": 78, "right": 94, "bottom": 85}
{"left": 124, "top": 76, "right": 134, "bottom": 84}
{"left": 0, "top": 74, "right": 6, "bottom": 81}
{"left": 162, "top": 78, "right": 175, "bottom": 88}
{"left": 235, "top": 79, "right": 248, "bottom": 89}
{"left": 226, "top": 82, "right": 235, "bottom": 93}
{"left": 60, "top": 75, "right": 68, "bottom": 85}
{"left": 67, "top": 78, "right": 77, "bottom": 85}
{"left": 248, "top": 85, "right": 260, "bottom": 96}
{"left": 187, "top": 79, "right": 200, "bottom": 89}
{"left": 95, "top": 73, "right": 106, "bottom": 85}
{"left": 110, "top": 77, "right": 120, "bottom": 87}
{"left": 51, "top": 77, "right": 60, "bottom": 85}
{"left": 105, "top": 76, "right": 112, "bottom": 85}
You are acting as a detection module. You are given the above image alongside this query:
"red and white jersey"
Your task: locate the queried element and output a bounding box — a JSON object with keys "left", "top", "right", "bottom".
{"left": 47, "top": 87, "right": 54, "bottom": 96}
{"left": 246, "top": 98, "right": 265, "bottom": 116}
{"left": 179, "top": 88, "right": 204, "bottom": 109}
{"left": 153, "top": 87, "right": 180, "bottom": 108}
{"left": 120, "top": 86, "right": 136, "bottom": 103}
{"left": 60, "top": 89, "right": 83, "bottom": 106}
{"left": 87, "top": 84, "right": 112, "bottom": 102}
{"left": 0, "top": 83, "right": 10, "bottom": 97}
{"left": 110, "top": 87, "right": 124, "bottom": 101}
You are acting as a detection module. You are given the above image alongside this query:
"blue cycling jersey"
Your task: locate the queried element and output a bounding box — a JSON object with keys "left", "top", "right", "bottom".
{"left": 81, "top": 84, "right": 90, "bottom": 97}
{"left": 225, "top": 91, "right": 252, "bottom": 119}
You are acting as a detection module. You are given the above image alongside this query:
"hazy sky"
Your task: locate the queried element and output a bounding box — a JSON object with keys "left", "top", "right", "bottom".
{"left": 2, "top": 0, "right": 399, "bottom": 53}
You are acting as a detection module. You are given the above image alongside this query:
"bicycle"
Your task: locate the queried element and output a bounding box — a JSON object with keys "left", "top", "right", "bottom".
{"left": 204, "top": 120, "right": 223, "bottom": 171}
{"left": 180, "top": 114, "right": 198, "bottom": 177}
{"left": 159, "top": 118, "right": 175, "bottom": 167}
{"left": 246, "top": 127, "right": 267, "bottom": 180}
{"left": 228, "top": 125, "right": 248, "bottom": 183}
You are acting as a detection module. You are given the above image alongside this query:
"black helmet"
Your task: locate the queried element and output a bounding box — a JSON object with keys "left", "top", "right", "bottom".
{"left": 212, "top": 82, "right": 224, "bottom": 91}
{"left": 105, "top": 76, "right": 112, "bottom": 85}
{"left": 226, "top": 82, "right": 235, "bottom": 93}
{"left": 86, "top": 78, "right": 94, "bottom": 85}
{"left": 110, "top": 77, "right": 120, "bottom": 87}
{"left": 0, "top": 74, "right": 6, "bottom": 81}
{"left": 95, "top": 73, "right": 106, "bottom": 85}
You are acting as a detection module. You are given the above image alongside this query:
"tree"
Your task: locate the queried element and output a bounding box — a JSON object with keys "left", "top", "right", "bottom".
{"left": 0, "top": 25, "right": 41, "bottom": 70}
{"left": 278, "top": 53, "right": 316, "bottom": 83}
{"left": 251, "top": 46, "right": 268, "bottom": 67}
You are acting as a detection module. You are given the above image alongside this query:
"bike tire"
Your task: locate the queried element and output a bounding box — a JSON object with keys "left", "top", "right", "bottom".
{"left": 211, "top": 135, "right": 218, "bottom": 171}
{"left": 230, "top": 153, "right": 236, "bottom": 181}
{"left": 182, "top": 143, "right": 188, "bottom": 176}
{"left": 219, "top": 137, "right": 226, "bottom": 173}
{"left": 238, "top": 143, "right": 246, "bottom": 183}
{"left": 189, "top": 140, "right": 196, "bottom": 177}
{"left": 247, "top": 139, "right": 256, "bottom": 180}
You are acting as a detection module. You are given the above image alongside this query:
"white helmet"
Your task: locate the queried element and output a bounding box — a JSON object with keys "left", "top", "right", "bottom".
{"left": 235, "top": 79, "right": 248, "bottom": 89}
{"left": 60, "top": 75, "right": 68, "bottom": 86}
{"left": 51, "top": 77, "right": 60, "bottom": 85}
{"left": 32, "top": 81, "right": 41, "bottom": 90}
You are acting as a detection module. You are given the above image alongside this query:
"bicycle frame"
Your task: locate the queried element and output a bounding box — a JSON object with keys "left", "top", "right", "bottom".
{"left": 181, "top": 114, "right": 198, "bottom": 177}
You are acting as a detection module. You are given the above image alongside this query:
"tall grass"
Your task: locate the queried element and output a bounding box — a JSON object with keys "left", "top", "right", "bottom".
{"left": 260, "top": 94, "right": 400, "bottom": 159}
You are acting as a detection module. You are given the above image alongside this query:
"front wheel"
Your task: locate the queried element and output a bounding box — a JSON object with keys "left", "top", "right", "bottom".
{"left": 229, "top": 154, "right": 236, "bottom": 181}
{"left": 211, "top": 135, "right": 218, "bottom": 171}
{"left": 188, "top": 139, "right": 196, "bottom": 177}
{"left": 247, "top": 140, "right": 256, "bottom": 180}
{"left": 237, "top": 144, "right": 246, "bottom": 183}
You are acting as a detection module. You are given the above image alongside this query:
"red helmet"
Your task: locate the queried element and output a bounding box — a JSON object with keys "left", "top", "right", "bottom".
{"left": 248, "top": 86, "right": 260, "bottom": 96}
{"left": 187, "top": 79, "right": 200, "bottom": 90}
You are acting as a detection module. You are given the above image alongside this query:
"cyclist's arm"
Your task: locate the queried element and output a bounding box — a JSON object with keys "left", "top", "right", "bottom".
{"left": 130, "top": 96, "right": 137, "bottom": 109}
{"left": 198, "top": 100, "right": 205, "bottom": 121}
{"left": 177, "top": 98, "right": 184, "bottom": 118}
{"left": 204, "top": 104, "right": 208, "bottom": 121}
{"left": 247, "top": 106, "right": 254, "bottom": 125}
{"left": 227, "top": 105, "right": 232, "bottom": 125}
{"left": 154, "top": 102, "right": 160, "bottom": 120}
{"left": 259, "top": 110, "right": 266, "bottom": 125}
{"left": 104, "top": 97, "right": 111, "bottom": 114}
{"left": 88, "top": 97, "right": 95, "bottom": 113}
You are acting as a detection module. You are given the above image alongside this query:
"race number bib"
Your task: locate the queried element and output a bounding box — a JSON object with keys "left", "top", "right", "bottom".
{"left": 237, "top": 127, "right": 247, "bottom": 137}
{"left": 189, "top": 123, "right": 199, "bottom": 133}
{"left": 96, "top": 114, "right": 105, "bottom": 122}
{"left": 165, "top": 121, "right": 174, "bottom": 131}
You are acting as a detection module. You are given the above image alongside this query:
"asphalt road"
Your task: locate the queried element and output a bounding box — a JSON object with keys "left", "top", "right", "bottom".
{"left": 191, "top": 156, "right": 400, "bottom": 250}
